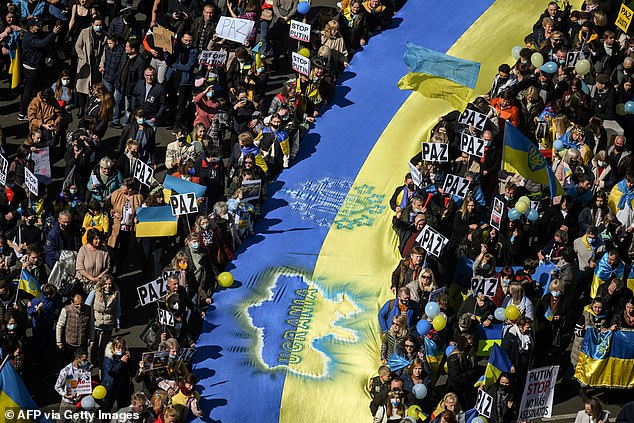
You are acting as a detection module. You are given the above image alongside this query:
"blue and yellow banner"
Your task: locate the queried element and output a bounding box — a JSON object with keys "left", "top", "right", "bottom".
{"left": 193, "top": 1, "right": 558, "bottom": 422}
{"left": 475, "top": 343, "right": 512, "bottom": 389}
{"left": 574, "top": 329, "right": 634, "bottom": 388}
{"left": 398, "top": 43, "right": 480, "bottom": 110}
{"left": 135, "top": 206, "right": 178, "bottom": 237}
{"left": 503, "top": 121, "right": 565, "bottom": 197}
{"left": 18, "top": 269, "right": 40, "bottom": 299}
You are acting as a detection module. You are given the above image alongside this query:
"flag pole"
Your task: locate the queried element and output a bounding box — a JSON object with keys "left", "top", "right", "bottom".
{"left": 0, "top": 354, "right": 11, "bottom": 373}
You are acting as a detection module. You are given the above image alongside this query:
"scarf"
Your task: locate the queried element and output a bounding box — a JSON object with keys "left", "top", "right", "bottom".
{"left": 341, "top": 7, "right": 357, "bottom": 26}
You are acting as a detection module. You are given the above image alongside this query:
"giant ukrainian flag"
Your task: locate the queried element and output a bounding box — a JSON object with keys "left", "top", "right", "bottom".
{"left": 575, "top": 329, "right": 634, "bottom": 388}
{"left": 0, "top": 360, "right": 51, "bottom": 422}
{"left": 193, "top": 1, "right": 573, "bottom": 422}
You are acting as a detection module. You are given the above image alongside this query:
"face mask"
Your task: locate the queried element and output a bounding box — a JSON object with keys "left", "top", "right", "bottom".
{"left": 79, "top": 361, "right": 89, "bottom": 370}
{"left": 484, "top": 140, "right": 492, "bottom": 147}
{"left": 93, "top": 25, "right": 102, "bottom": 32}
{"left": 502, "top": 279, "right": 510, "bottom": 285}
{"left": 481, "top": 263, "right": 491, "bottom": 271}
{"left": 429, "top": 173, "right": 436, "bottom": 181}
{"left": 191, "top": 242, "right": 200, "bottom": 250}
{"left": 114, "top": 349, "right": 123, "bottom": 356}
{"left": 188, "top": 167, "right": 196, "bottom": 176}
{"left": 391, "top": 400, "right": 401, "bottom": 407}
{"left": 61, "top": 79, "right": 70, "bottom": 86}
{"left": 179, "top": 262, "right": 188, "bottom": 270}
{"left": 311, "top": 77, "right": 319, "bottom": 83}
{"left": 69, "top": 188, "right": 77, "bottom": 195}
{"left": 7, "top": 323, "right": 16, "bottom": 331}
{"left": 500, "top": 385, "right": 510, "bottom": 393}
{"left": 206, "top": 91, "right": 214, "bottom": 98}
{"left": 169, "top": 354, "right": 177, "bottom": 359}
{"left": 552, "top": 291, "right": 561, "bottom": 297}
{"left": 137, "top": 118, "right": 144, "bottom": 125}
{"left": 598, "top": 160, "right": 606, "bottom": 167}
{"left": 201, "top": 223, "right": 209, "bottom": 230}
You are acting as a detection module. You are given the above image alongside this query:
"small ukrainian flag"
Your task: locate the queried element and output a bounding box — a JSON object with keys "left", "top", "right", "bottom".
{"left": 136, "top": 206, "right": 178, "bottom": 238}
{"left": 18, "top": 269, "right": 41, "bottom": 299}
{"left": 398, "top": 42, "right": 480, "bottom": 111}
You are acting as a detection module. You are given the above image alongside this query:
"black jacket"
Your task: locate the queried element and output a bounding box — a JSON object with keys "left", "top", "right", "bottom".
{"left": 116, "top": 53, "right": 147, "bottom": 96}
{"left": 117, "top": 122, "right": 157, "bottom": 164}
{"left": 22, "top": 31, "right": 56, "bottom": 67}
{"left": 131, "top": 81, "right": 167, "bottom": 123}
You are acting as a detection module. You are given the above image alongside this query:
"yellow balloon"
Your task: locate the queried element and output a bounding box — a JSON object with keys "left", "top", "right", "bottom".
{"left": 218, "top": 272, "right": 235, "bottom": 288}
{"left": 92, "top": 385, "right": 107, "bottom": 400}
{"left": 298, "top": 48, "right": 310, "bottom": 58}
{"left": 517, "top": 196, "right": 530, "bottom": 206}
{"left": 505, "top": 305, "right": 520, "bottom": 321}
{"left": 514, "top": 200, "right": 528, "bottom": 214}
{"left": 531, "top": 52, "right": 544, "bottom": 68}
{"left": 444, "top": 362, "right": 448, "bottom": 372}
{"left": 407, "top": 405, "right": 422, "bottom": 419}
{"left": 432, "top": 315, "right": 447, "bottom": 331}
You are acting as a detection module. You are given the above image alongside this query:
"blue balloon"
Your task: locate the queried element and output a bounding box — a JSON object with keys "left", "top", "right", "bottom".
{"left": 527, "top": 208, "right": 539, "bottom": 222}
{"left": 412, "top": 383, "right": 428, "bottom": 399}
{"left": 424, "top": 301, "right": 440, "bottom": 319}
{"left": 445, "top": 345, "right": 455, "bottom": 356}
{"left": 508, "top": 208, "right": 521, "bottom": 221}
{"left": 297, "top": 0, "right": 310, "bottom": 14}
{"left": 416, "top": 319, "right": 431, "bottom": 337}
{"left": 81, "top": 395, "right": 96, "bottom": 410}
{"left": 625, "top": 101, "right": 634, "bottom": 114}
{"left": 540, "top": 61, "right": 558, "bottom": 74}
{"left": 472, "top": 418, "right": 485, "bottom": 423}
{"left": 553, "top": 139, "right": 565, "bottom": 151}
{"left": 494, "top": 307, "right": 506, "bottom": 321}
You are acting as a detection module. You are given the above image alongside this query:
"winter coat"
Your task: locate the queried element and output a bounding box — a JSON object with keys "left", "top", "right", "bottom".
{"left": 75, "top": 27, "right": 107, "bottom": 95}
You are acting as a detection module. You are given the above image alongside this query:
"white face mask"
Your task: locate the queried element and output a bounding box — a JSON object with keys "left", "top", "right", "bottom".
{"left": 61, "top": 79, "right": 70, "bottom": 86}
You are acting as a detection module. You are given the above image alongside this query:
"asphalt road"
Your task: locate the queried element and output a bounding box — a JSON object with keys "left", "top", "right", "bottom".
{"left": 1, "top": 6, "right": 627, "bottom": 422}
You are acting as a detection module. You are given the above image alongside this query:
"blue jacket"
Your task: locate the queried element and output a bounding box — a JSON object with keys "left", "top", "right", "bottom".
{"left": 101, "top": 354, "right": 124, "bottom": 390}
{"left": 165, "top": 44, "right": 198, "bottom": 86}
{"left": 103, "top": 43, "right": 125, "bottom": 84}
{"left": 377, "top": 299, "right": 419, "bottom": 333}
{"left": 44, "top": 223, "right": 81, "bottom": 269}
{"left": 86, "top": 166, "right": 123, "bottom": 204}
{"left": 21, "top": 30, "right": 56, "bottom": 67}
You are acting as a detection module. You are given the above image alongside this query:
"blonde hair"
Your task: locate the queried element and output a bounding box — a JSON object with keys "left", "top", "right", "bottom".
{"left": 553, "top": 115, "right": 569, "bottom": 138}
{"left": 549, "top": 278, "right": 563, "bottom": 294}
{"left": 509, "top": 281, "right": 524, "bottom": 304}
{"left": 389, "top": 314, "right": 408, "bottom": 337}
{"left": 323, "top": 19, "right": 339, "bottom": 35}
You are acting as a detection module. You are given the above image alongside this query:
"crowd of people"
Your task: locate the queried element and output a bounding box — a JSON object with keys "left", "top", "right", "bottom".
{"left": 369, "top": 1, "right": 634, "bottom": 422}
{"left": 0, "top": 0, "right": 404, "bottom": 419}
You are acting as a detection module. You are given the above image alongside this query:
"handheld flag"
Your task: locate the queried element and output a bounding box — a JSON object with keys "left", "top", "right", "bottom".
{"left": 163, "top": 174, "right": 206, "bottom": 198}
{"left": 574, "top": 329, "right": 634, "bottom": 388}
{"left": 136, "top": 206, "right": 178, "bottom": 237}
{"left": 474, "top": 343, "right": 512, "bottom": 390}
{"left": 18, "top": 269, "right": 41, "bottom": 298}
{"left": 0, "top": 359, "right": 52, "bottom": 422}
{"left": 503, "top": 121, "right": 565, "bottom": 197}
{"left": 398, "top": 42, "right": 480, "bottom": 111}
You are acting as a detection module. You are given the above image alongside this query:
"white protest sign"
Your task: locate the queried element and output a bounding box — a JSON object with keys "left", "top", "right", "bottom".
{"left": 242, "top": 179, "right": 262, "bottom": 202}
{"left": 176, "top": 347, "right": 196, "bottom": 362}
{"left": 442, "top": 174, "right": 470, "bottom": 198}
{"left": 289, "top": 20, "right": 311, "bottom": 42}
{"left": 32, "top": 146, "right": 51, "bottom": 185}
{"left": 158, "top": 308, "right": 175, "bottom": 327}
{"left": 565, "top": 51, "right": 582, "bottom": 68}
{"left": 291, "top": 52, "right": 311, "bottom": 76}
{"left": 421, "top": 142, "right": 449, "bottom": 162}
{"left": 476, "top": 389, "right": 493, "bottom": 419}
{"left": 408, "top": 162, "right": 422, "bottom": 187}
{"left": 70, "top": 370, "right": 92, "bottom": 395}
{"left": 133, "top": 159, "right": 154, "bottom": 187}
{"left": 458, "top": 108, "right": 487, "bottom": 131}
{"left": 0, "top": 154, "right": 8, "bottom": 186}
{"left": 24, "top": 167, "right": 38, "bottom": 196}
{"left": 215, "top": 16, "right": 255, "bottom": 44}
{"left": 518, "top": 365, "right": 559, "bottom": 421}
{"left": 416, "top": 225, "right": 448, "bottom": 257}
{"left": 471, "top": 277, "right": 498, "bottom": 297}
{"left": 137, "top": 278, "right": 169, "bottom": 306}
{"left": 169, "top": 192, "right": 199, "bottom": 216}
{"left": 198, "top": 50, "right": 228, "bottom": 67}
{"left": 460, "top": 132, "right": 486, "bottom": 157}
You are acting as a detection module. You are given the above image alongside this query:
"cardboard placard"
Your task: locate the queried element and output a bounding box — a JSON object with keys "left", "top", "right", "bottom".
{"left": 442, "top": 174, "right": 470, "bottom": 198}
{"left": 421, "top": 142, "right": 449, "bottom": 162}
{"left": 518, "top": 366, "right": 559, "bottom": 420}
{"left": 198, "top": 50, "right": 228, "bottom": 67}
{"left": 32, "top": 146, "right": 51, "bottom": 185}
{"left": 408, "top": 162, "right": 422, "bottom": 187}
{"left": 460, "top": 132, "right": 486, "bottom": 157}
{"left": 169, "top": 192, "right": 199, "bottom": 216}
{"left": 24, "top": 167, "right": 38, "bottom": 196}
{"left": 616, "top": 3, "right": 634, "bottom": 33}
{"left": 289, "top": 20, "right": 311, "bottom": 42}
{"left": 458, "top": 108, "right": 487, "bottom": 131}
{"left": 68, "top": 370, "right": 92, "bottom": 396}
{"left": 137, "top": 278, "right": 169, "bottom": 306}
{"left": 142, "top": 351, "right": 170, "bottom": 371}
{"left": 153, "top": 25, "right": 174, "bottom": 54}
{"left": 291, "top": 52, "right": 311, "bottom": 76}
{"left": 470, "top": 277, "right": 498, "bottom": 297}
{"left": 215, "top": 16, "right": 255, "bottom": 44}
{"left": 416, "top": 225, "right": 448, "bottom": 257}
{"left": 158, "top": 308, "right": 175, "bottom": 327}
{"left": 0, "top": 154, "right": 8, "bottom": 186}
{"left": 133, "top": 159, "right": 154, "bottom": 187}
{"left": 476, "top": 389, "right": 493, "bottom": 418}
{"left": 241, "top": 179, "right": 262, "bottom": 202}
